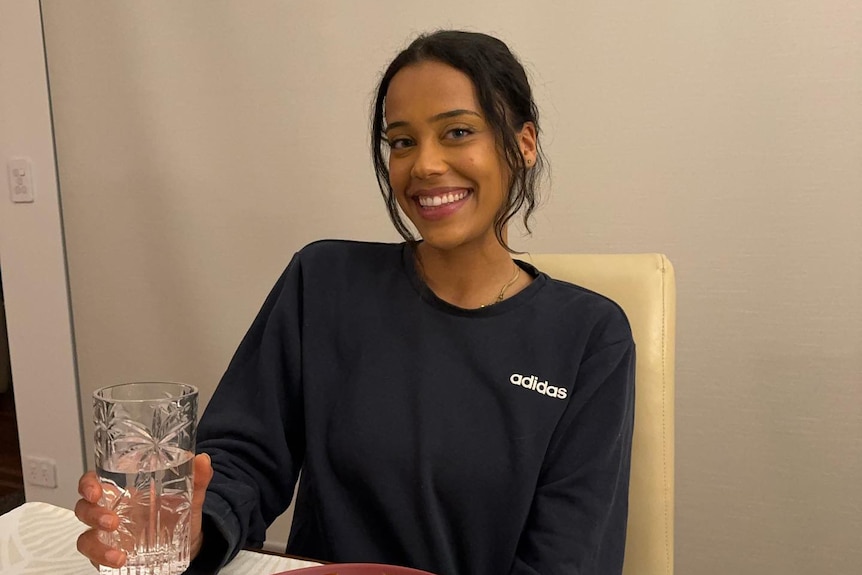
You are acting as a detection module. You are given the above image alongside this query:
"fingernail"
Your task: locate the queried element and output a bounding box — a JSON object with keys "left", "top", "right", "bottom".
{"left": 106, "top": 549, "right": 124, "bottom": 566}
{"left": 99, "top": 515, "right": 115, "bottom": 530}
{"left": 85, "top": 486, "right": 98, "bottom": 502}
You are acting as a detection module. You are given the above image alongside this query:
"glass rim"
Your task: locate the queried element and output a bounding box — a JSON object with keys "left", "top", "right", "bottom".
{"left": 93, "top": 381, "right": 198, "bottom": 403}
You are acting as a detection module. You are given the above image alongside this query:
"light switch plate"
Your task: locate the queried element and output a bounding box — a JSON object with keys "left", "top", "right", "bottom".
{"left": 8, "top": 157, "right": 35, "bottom": 203}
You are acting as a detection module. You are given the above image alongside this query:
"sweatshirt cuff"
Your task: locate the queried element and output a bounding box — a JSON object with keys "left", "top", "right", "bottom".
{"left": 183, "top": 492, "right": 242, "bottom": 574}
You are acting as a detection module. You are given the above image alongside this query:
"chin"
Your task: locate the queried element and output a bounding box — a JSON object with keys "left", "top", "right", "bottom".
{"left": 417, "top": 230, "right": 491, "bottom": 253}
{"left": 413, "top": 229, "right": 457, "bottom": 250}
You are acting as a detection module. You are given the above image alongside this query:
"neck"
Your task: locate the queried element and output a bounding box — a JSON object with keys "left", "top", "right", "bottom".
{"left": 414, "top": 239, "right": 525, "bottom": 309}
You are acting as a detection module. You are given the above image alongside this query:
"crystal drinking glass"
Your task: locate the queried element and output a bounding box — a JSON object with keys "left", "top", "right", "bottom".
{"left": 93, "top": 382, "right": 198, "bottom": 575}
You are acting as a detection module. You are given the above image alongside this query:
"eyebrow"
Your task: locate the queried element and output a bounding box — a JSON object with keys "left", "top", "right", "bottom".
{"left": 384, "top": 109, "right": 482, "bottom": 133}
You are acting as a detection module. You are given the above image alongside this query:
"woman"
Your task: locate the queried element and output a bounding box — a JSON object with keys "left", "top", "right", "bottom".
{"left": 76, "top": 30, "right": 635, "bottom": 575}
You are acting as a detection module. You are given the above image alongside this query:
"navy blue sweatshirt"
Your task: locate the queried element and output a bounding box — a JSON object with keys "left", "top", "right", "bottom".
{"left": 189, "top": 240, "right": 635, "bottom": 575}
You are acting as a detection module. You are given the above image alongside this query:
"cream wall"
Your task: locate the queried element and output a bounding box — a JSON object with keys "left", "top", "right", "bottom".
{"left": 34, "top": 0, "right": 862, "bottom": 573}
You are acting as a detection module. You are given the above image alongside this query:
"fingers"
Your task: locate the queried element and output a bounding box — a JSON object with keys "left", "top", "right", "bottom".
{"left": 75, "top": 472, "right": 118, "bottom": 531}
{"left": 77, "top": 471, "right": 102, "bottom": 504}
{"left": 75, "top": 470, "right": 122, "bottom": 568}
{"left": 74, "top": 496, "right": 118, "bottom": 530}
{"left": 76, "top": 528, "right": 126, "bottom": 569}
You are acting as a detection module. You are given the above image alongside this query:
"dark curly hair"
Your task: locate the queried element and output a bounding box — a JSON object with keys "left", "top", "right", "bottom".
{"left": 371, "top": 30, "right": 547, "bottom": 252}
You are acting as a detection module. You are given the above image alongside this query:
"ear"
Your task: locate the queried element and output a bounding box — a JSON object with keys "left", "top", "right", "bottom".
{"left": 517, "top": 122, "right": 538, "bottom": 168}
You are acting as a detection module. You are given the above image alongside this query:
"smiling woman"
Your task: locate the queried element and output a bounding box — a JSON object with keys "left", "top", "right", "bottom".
{"left": 371, "top": 30, "right": 545, "bottom": 256}
{"left": 74, "top": 30, "right": 636, "bottom": 575}
{"left": 384, "top": 61, "right": 533, "bottom": 256}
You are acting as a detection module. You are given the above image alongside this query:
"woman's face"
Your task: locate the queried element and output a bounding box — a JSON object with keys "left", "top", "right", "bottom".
{"left": 384, "top": 60, "right": 535, "bottom": 253}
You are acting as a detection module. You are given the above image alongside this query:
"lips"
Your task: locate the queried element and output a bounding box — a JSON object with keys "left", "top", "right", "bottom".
{"left": 410, "top": 187, "right": 472, "bottom": 221}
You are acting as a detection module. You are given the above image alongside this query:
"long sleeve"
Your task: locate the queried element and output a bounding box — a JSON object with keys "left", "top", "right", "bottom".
{"left": 509, "top": 337, "right": 636, "bottom": 575}
{"left": 186, "top": 254, "right": 306, "bottom": 573}
{"left": 180, "top": 240, "right": 639, "bottom": 575}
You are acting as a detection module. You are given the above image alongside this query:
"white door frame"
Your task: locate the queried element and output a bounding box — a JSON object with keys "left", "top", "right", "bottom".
{"left": 0, "top": 0, "right": 86, "bottom": 508}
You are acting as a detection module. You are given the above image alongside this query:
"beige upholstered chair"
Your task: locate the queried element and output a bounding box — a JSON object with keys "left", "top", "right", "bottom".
{"left": 527, "top": 253, "right": 676, "bottom": 575}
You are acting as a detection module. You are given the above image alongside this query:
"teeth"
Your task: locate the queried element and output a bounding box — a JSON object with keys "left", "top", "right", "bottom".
{"left": 419, "top": 190, "right": 467, "bottom": 207}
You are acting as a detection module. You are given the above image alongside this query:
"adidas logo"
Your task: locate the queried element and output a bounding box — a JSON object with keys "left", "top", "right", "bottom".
{"left": 509, "top": 373, "right": 568, "bottom": 400}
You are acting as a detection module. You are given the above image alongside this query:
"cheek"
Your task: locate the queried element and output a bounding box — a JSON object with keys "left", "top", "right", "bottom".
{"left": 388, "top": 159, "right": 409, "bottom": 193}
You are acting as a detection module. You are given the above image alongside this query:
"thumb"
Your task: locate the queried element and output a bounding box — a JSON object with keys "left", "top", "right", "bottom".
{"left": 192, "top": 453, "right": 213, "bottom": 510}
{"left": 189, "top": 452, "right": 213, "bottom": 559}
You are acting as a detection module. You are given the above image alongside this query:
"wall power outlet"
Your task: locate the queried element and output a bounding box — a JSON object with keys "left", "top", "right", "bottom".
{"left": 24, "top": 456, "right": 57, "bottom": 488}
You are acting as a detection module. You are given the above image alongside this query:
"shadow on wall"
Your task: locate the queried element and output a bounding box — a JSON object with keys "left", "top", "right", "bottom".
{"left": 0, "top": 269, "right": 26, "bottom": 514}
{"left": 1, "top": 270, "right": 12, "bottom": 393}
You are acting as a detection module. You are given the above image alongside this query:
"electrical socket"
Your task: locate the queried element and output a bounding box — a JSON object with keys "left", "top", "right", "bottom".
{"left": 24, "top": 456, "right": 57, "bottom": 488}
{"left": 7, "top": 157, "right": 35, "bottom": 203}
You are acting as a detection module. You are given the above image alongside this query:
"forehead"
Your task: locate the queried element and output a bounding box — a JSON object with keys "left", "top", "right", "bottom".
{"left": 384, "top": 61, "right": 481, "bottom": 122}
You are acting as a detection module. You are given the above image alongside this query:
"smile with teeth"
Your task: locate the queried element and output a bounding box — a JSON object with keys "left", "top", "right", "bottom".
{"left": 417, "top": 189, "right": 469, "bottom": 208}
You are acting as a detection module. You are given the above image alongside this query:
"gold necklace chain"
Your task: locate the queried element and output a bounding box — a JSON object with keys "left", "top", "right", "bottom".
{"left": 480, "top": 264, "right": 521, "bottom": 308}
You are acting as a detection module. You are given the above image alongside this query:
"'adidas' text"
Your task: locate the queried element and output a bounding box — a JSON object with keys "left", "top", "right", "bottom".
{"left": 510, "top": 373, "right": 568, "bottom": 400}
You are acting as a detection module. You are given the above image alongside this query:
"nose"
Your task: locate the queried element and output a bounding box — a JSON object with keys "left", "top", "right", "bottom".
{"left": 410, "top": 140, "right": 448, "bottom": 180}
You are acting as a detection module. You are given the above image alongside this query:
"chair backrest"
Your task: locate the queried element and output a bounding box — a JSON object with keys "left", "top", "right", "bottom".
{"left": 527, "top": 253, "right": 676, "bottom": 575}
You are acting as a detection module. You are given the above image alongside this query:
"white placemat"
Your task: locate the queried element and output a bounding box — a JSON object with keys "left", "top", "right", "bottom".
{"left": 0, "top": 502, "right": 320, "bottom": 574}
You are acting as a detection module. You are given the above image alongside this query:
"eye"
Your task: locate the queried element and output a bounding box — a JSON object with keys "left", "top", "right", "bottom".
{"left": 446, "top": 127, "right": 474, "bottom": 140}
{"left": 387, "top": 137, "right": 414, "bottom": 150}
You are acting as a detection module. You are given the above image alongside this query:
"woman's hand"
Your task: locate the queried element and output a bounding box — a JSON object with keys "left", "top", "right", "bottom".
{"left": 188, "top": 453, "right": 214, "bottom": 559}
{"left": 74, "top": 453, "right": 214, "bottom": 569}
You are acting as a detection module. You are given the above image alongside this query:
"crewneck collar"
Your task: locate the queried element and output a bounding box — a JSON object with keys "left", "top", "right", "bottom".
{"left": 401, "top": 242, "right": 547, "bottom": 317}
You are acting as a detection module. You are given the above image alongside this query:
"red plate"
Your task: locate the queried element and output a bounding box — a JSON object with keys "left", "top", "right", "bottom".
{"left": 273, "top": 564, "right": 436, "bottom": 575}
